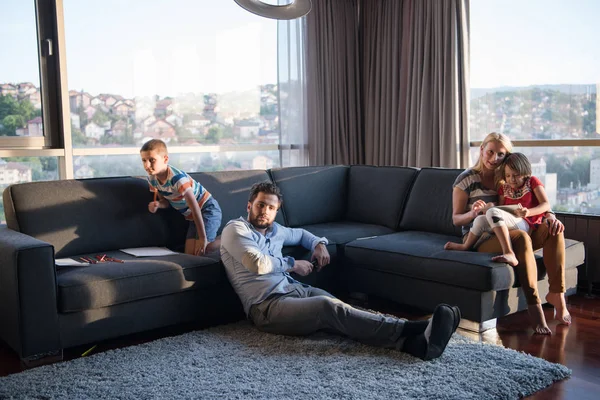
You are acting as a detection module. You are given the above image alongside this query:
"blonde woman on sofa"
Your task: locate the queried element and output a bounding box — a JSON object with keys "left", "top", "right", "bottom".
{"left": 450, "top": 132, "right": 571, "bottom": 335}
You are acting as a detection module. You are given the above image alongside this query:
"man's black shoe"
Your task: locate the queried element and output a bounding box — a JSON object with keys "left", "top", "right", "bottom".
{"left": 402, "top": 304, "right": 461, "bottom": 361}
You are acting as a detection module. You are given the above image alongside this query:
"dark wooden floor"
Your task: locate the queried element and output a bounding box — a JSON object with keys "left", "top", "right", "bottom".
{"left": 1, "top": 293, "right": 599, "bottom": 399}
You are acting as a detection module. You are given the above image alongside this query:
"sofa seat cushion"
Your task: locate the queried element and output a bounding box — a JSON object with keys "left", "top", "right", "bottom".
{"left": 299, "top": 221, "right": 395, "bottom": 245}
{"left": 344, "top": 232, "right": 584, "bottom": 292}
{"left": 56, "top": 251, "right": 224, "bottom": 313}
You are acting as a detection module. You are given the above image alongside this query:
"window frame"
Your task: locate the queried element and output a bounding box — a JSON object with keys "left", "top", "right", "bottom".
{"left": 0, "top": 0, "right": 287, "bottom": 181}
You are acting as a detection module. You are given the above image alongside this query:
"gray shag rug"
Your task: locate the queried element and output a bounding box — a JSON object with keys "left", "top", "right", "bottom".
{"left": 0, "top": 322, "right": 570, "bottom": 400}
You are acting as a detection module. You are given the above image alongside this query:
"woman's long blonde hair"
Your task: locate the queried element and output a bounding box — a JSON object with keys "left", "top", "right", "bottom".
{"left": 472, "top": 132, "right": 513, "bottom": 173}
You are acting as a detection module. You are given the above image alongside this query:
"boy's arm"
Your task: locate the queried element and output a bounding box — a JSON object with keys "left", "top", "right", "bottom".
{"left": 148, "top": 190, "right": 169, "bottom": 213}
{"left": 183, "top": 190, "right": 207, "bottom": 255}
{"left": 156, "top": 192, "right": 170, "bottom": 209}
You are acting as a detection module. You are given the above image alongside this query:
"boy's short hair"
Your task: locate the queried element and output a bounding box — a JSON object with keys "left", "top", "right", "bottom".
{"left": 248, "top": 181, "right": 283, "bottom": 206}
{"left": 140, "top": 139, "right": 168, "bottom": 155}
{"left": 502, "top": 152, "right": 532, "bottom": 178}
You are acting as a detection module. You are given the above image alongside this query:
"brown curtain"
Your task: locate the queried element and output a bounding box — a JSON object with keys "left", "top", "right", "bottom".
{"left": 305, "top": 0, "right": 470, "bottom": 168}
{"left": 306, "top": 0, "right": 363, "bottom": 165}
{"left": 362, "top": 0, "right": 469, "bottom": 168}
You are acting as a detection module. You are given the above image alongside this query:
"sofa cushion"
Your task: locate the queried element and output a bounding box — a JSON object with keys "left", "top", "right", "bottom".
{"left": 3, "top": 178, "right": 175, "bottom": 258}
{"left": 345, "top": 232, "right": 514, "bottom": 292}
{"left": 399, "top": 168, "right": 463, "bottom": 237}
{"left": 346, "top": 166, "right": 418, "bottom": 230}
{"left": 300, "top": 221, "right": 395, "bottom": 245}
{"left": 270, "top": 166, "right": 349, "bottom": 227}
{"left": 189, "top": 170, "right": 285, "bottom": 234}
{"left": 345, "top": 232, "right": 585, "bottom": 293}
{"left": 56, "top": 251, "right": 225, "bottom": 312}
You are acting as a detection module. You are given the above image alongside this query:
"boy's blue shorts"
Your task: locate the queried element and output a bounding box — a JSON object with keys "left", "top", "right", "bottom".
{"left": 186, "top": 196, "right": 222, "bottom": 242}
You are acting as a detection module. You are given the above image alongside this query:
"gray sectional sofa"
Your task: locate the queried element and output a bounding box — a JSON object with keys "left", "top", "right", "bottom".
{"left": 0, "top": 165, "right": 585, "bottom": 364}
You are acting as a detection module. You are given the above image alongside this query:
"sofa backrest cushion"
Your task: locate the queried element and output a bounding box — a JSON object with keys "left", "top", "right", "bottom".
{"left": 3, "top": 177, "right": 175, "bottom": 258}
{"left": 269, "top": 166, "right": 349, "bottom": 227}
{"left": 189, "top": 169, "right": 284, "bottom": 235}
{"left": 346, "top": 165, "right": 419, "bottom": 230}
{"left": 399, "top": 168, "right": 463, "bottom": 237}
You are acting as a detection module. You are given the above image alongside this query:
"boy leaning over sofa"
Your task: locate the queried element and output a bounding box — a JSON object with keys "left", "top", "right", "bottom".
{"left": 140, "top": 139, "right": 222, "bottom": 255}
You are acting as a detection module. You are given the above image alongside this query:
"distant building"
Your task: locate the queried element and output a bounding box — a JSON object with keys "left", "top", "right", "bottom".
{"left": 69, "top": 90, "right": 93, "bottom": 111}
{"left": 27, "top": 117, "right": 43, "bottom": 136}
{"left": 73, "top": 157, "right": 94, "bottom": 179}
{"left": 234, "top": 119, "right": 261, "bottom": 139}
{"left": 142, "top": 119, "right": 176, "bottom": 142}
{"left": 17, "top": 82, "right": 37, "bottom": 96}
{"left": 22, "top": 91, "right": 41, "bottom": 109}
{"left": 84, "top": 122, "right": 108, "bottom": 140}
{"left": 111, "top": 101, "right": 134, "bottom": 118}
{"left": 165, "top": 114, "right": 183, "bottom": 127}
{"left": 0, "top": 160, "right": 32, "bottom": 185}
{"left": 111, "top": 120, "right": 128, "bottom": 136}
{"left": 591, "top": 159, "right": 600, "bottom": 188}
{"left": 0, "top": 83, "right": 17, "bottom": 98}
{"left": 252, "top": 155, "right": 274, "bottom": 170}
{"left": 70, "top": 114, "right": 81, "bottom": 130}
{"left": 154, "top": 99, "right": 174, "bottom": 117}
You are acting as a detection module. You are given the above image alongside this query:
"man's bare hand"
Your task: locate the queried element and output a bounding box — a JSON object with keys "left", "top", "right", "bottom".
{"left": 292, "top": 260, "right": 314, "bottom": 276}
{"left": 312, "top": 243, "right": 330, "bottom": 269}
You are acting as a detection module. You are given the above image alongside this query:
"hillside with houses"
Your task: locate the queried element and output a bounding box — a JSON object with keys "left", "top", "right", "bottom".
{"left": 1, "top": 82, "right": 280, "bottom": 148}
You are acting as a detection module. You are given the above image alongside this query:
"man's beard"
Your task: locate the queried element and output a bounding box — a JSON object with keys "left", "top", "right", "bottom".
{"left": 249, "top": 211, "right": 273, "bottom": 230}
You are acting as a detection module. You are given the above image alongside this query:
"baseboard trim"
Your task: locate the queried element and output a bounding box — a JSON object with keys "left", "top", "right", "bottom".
{"left": 459, "top": 318, "right": 497, "bottom": 333}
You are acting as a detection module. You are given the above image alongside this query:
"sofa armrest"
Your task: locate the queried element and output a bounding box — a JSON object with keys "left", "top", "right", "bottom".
{"left": 0, "top": 227, "right": 61, "bottom": 359}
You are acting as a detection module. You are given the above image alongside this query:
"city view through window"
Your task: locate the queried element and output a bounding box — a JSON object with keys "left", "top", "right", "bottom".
{"left": 470, "top": 0, "right": 599, "bottom": 214}
{"left": 1, "top": 1, "right": 600, "bottom": 223}
{"left": 0, "top": 1, "right": 282, "bottom": 223}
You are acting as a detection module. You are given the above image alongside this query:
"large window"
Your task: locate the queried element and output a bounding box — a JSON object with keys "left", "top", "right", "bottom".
{"left": 470, "top": 0, "right": 600, "bottom": 214}
{"left": 0, "top": 1, "right": 302, "bottom": 224}
{"left": 62, "top": 0, "right": 281, "bottom": 176}
{"left": 0, "top": 0, "right": 44, "bottom": 145}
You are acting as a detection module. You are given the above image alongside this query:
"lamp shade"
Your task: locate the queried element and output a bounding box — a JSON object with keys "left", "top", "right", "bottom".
{"left": 234, "top": 0, "right": 312, "bottom": 20}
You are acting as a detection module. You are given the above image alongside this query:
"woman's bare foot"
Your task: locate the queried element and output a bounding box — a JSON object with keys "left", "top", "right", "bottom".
{"left": 444, "top": 242, "right": 467, "bottom": 251}
{"left": 528, "top": 304, "right": 551, "bottom": 335}
{"left": 546, "top": 292, "right": 572, "bottom": 325}
{"left": 491, "top": 253, "right": 519, "bottom": 266}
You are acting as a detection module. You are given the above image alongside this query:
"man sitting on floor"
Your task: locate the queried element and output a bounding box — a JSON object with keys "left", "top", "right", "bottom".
{"left": 220, "top": 181, "right": 461, "bottom": 361}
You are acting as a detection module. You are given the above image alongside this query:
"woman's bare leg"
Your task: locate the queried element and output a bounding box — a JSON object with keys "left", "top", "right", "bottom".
{"left": 530, "top": 224, "right": 571, "bottom": 325}
{"left": 528, "top": 304, "right": 552, "bottom": 335}
{"left": 478, "top": 230, "right": 549, "bottom": 334}
{"left": 545, "top": 292, "right": 572, "bottom": 325}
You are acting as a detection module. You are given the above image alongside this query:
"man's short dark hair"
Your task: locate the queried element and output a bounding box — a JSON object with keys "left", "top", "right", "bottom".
{"left": 248, "top": 181, "right": 283, "bottom": 205}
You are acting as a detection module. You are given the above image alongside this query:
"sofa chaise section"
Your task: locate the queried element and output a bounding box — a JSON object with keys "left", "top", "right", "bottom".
{"left": 344, "top": 167, "right": 583, "bottom": 329}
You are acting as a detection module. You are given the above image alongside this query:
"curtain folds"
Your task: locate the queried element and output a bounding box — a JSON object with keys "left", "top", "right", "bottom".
{"left": 305, "top": 0, "right": 363, "bottom": 165}
{"left": 362, "top": 0, "right": 470, "bottom": 168}
{"left": 278, "top": 13, "right": 309, "bottom": 167}
{"left": 303, "top": 0, "right": 470, "bottom": 168}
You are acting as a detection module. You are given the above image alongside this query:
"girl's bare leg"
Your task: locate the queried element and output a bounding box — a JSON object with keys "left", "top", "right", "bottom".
{"left": 490, "top": 225, "right": 518, "bottom": 266}
{"left": 445, "top": 232, "right": 478, "bottom": 251}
